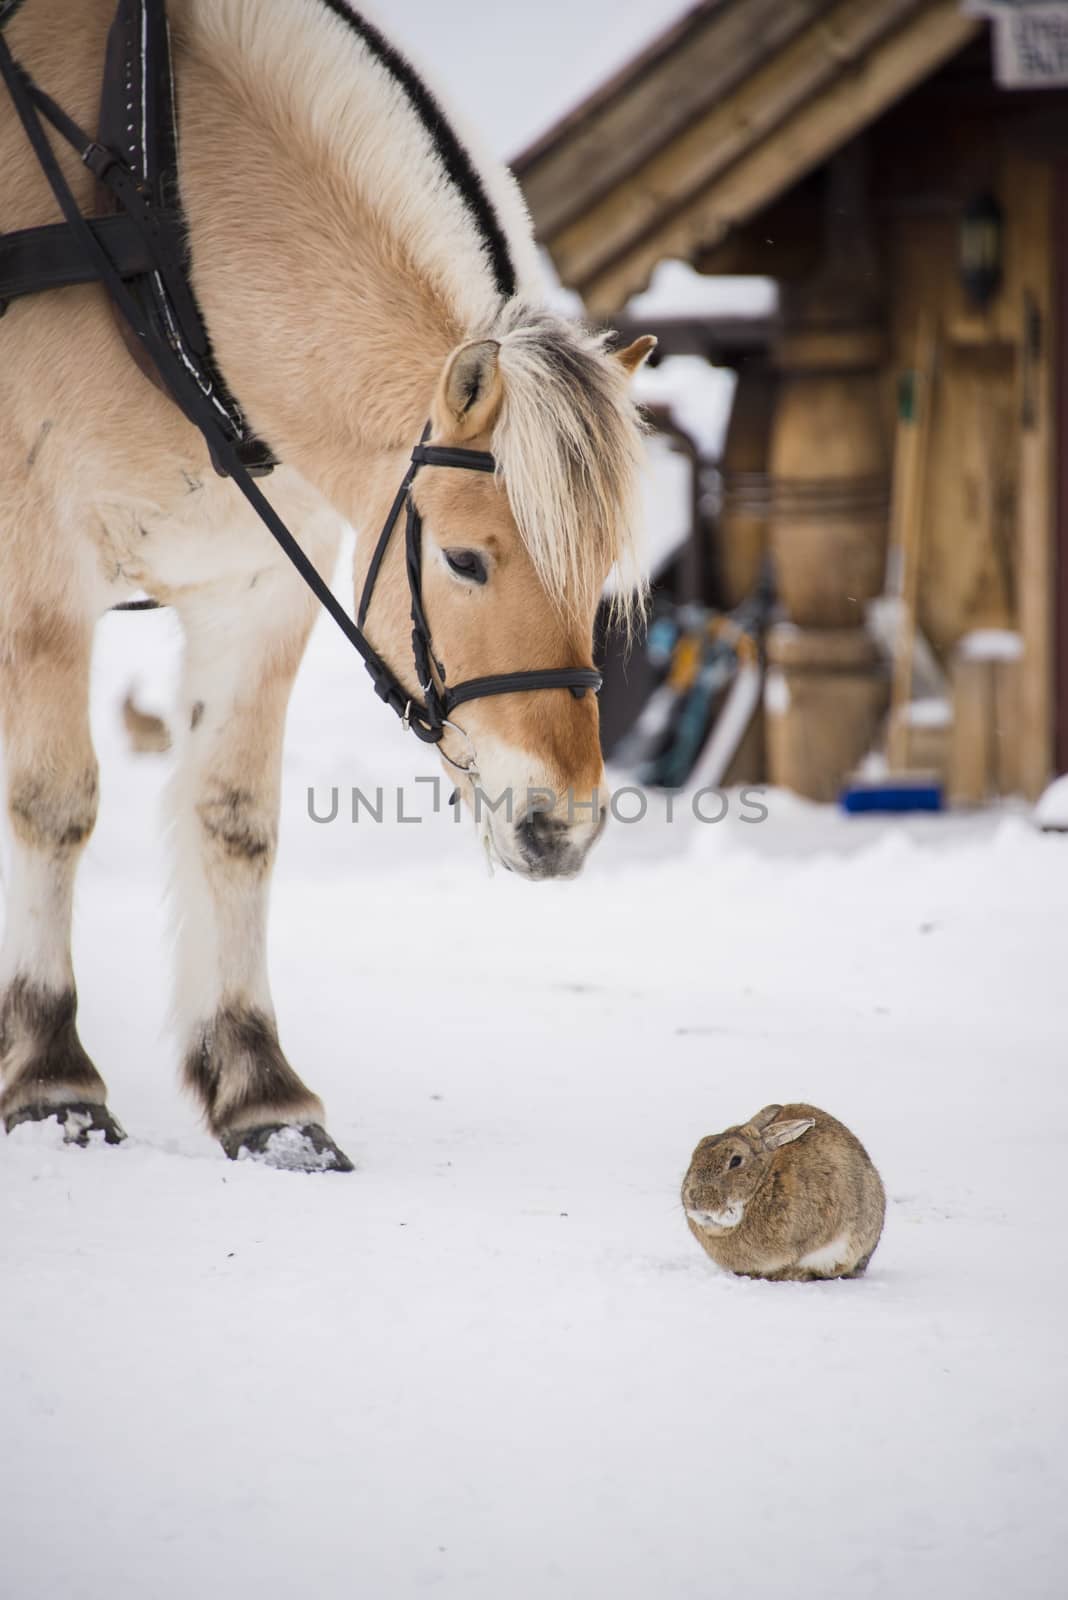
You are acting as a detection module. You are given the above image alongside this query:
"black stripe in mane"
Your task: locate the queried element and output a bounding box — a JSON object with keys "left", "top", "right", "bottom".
{"left": 315, "top": 0, "right": 517, "bottom": 302}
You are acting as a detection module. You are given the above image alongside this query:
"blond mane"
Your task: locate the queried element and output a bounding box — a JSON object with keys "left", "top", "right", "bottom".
{"left": 490, "top": 304, "right": 648, "bottom": 628}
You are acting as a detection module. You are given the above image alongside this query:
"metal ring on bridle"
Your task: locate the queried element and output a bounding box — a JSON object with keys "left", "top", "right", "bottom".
{"left": 436, "top": 717, "right": 479, "bottom": 778}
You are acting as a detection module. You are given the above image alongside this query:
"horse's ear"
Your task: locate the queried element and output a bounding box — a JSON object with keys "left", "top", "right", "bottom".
{"left": 614, "top": 334, "right": 657, "bottom": 378}
{"left": 434, "top": 339, "right": 503, "bottom": 439}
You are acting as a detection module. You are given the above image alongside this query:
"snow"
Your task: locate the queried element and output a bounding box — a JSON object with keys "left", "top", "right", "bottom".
{"left": 630, "top": 430, "right": 694, "bottom": 579}
{"left": 1035, "top": 773, "right": 1068, "bottom": 831}
{"left": 3, "top": 7, "right": 1066, "bottom": 1593}
{"left": 632, "top": 355, "right": 736, "bottom": 459}
{"left": 624, "top": 260, "right": 778, "bottom": 321}
{"left": 764, "top": 667, "right": 790, "bottom": 715}
{"left": 2, "top": 592, "right": 1067, "bottom": 1600}
{"left": 905, "top": 697, "right": 953, "bottom": 729}
{"left": 957, "top": 629, "right": 1025, "bottom": 663}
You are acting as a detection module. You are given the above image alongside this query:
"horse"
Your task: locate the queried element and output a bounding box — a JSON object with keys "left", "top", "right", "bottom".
{"left": 0, "top": 0, "right": 654, "bottom": 1170}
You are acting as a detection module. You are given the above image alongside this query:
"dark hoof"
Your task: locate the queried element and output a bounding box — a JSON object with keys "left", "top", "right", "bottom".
{"left": 4, "top": 1100, "right": 127, "bottom": 1146}
{"left": 220, "top": 1122, "right": 354, "bottom": 1173}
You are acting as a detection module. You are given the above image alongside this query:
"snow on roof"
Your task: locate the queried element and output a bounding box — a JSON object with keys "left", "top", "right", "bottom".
{"left": 632, "top": 357, "right": 735, "bottom": 460}
{"left": 623, "top": 260, "right": 777, "bottom": 321}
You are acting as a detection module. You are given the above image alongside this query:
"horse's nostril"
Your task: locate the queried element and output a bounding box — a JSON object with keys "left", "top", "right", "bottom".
{"left": 517, "top": 811, "right": 564, "bottom": 861}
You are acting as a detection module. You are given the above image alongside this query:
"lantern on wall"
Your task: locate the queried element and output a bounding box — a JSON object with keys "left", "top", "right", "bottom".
{"left": 959, "top": 192, "right": 1003, "bottom": 310}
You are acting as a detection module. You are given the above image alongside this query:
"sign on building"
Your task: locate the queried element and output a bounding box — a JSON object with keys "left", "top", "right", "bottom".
{"left": 964, "top": 2, "right": 1068, "bottom": 87}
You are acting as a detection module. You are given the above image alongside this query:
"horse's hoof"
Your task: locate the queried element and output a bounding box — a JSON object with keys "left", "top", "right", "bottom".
{"left": 220, "top": 1122, "right": 354, "bottom": 1173}
{"left": 4, "top": 1100, "right": 127, "bottom": 1146}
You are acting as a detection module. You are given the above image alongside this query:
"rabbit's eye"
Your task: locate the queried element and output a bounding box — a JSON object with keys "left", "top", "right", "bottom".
{"left": 729, "top": 1155, "right": 743, "bottom": 1169}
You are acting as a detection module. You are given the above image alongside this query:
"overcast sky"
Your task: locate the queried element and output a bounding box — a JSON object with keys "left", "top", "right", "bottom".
{"left": 385, "top": 0, "right": 683, "bottom": 161}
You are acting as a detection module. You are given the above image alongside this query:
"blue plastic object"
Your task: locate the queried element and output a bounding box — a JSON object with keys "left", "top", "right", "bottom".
{"left": 838, "top": 781, "right": 944, "bottom": 814}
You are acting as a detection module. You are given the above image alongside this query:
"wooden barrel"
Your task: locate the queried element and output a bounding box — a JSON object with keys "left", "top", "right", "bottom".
{"left": 768, "top": 371, "right": 889, "bottom": 627}
{"left": 718, "top": 363, "right": 777, "bottom": 608}
{"left": 765, "top": 624, "right": 888, "bottom": 801}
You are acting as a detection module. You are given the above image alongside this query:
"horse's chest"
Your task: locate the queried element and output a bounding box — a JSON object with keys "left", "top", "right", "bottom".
{"left": 91, "top": 467, "right": 334, "bottom": 601}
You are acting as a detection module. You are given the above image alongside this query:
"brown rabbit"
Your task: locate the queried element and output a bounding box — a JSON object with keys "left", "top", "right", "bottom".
{"left": 682, "top": 1103, "right": 885, "bottom": 1281}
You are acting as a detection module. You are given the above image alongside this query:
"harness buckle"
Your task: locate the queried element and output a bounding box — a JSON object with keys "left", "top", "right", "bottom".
{"left": 81, "top": 141, "right": 120, "bottom": 180}
{"left": 402, "top": 700, "right": 412, "bottom": 732}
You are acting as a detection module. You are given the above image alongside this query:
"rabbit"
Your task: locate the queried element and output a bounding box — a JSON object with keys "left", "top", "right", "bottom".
{"left": 681, "top": 1103, "right": 885, "bottom": 1281}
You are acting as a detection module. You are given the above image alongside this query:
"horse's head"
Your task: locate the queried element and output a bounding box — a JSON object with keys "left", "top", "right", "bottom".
{"left": 357, "top": 311, "right": 654, "bottom": 880}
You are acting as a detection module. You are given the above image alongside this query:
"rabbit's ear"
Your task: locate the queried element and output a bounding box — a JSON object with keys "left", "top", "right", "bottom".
{"left": 749, "top": 1105, "right": 784, "bottom": 1130}
{"left": 762, "top": 1117, "right": 816, "bottom": 1150}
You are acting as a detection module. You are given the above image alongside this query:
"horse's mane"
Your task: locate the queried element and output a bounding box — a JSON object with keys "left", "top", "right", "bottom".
{"left": 491, "top": 304, "right": 647, "bottom": 628}
{"left": 189, "top": 0, "right": 647, "bottom": 622}
{"left": 189, "top": 0, "right": 541, "bottom": 333}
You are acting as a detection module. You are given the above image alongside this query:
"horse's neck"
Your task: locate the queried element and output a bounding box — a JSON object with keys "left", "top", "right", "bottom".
{"left": 5, "top": 0, "right": 492, "bottom": 515}
{"left": 174, "top": 21, "right": 469, "bottom": 517}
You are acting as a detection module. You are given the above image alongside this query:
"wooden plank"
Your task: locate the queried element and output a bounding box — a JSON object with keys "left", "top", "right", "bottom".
{"left": 578, "top": 4, "right": 981, "bottom": 313}
{"left": 994, "top": 656, "right": 1023, "bottom": 796}
{"left": 1014, "top": 158, "right": 1057, "bottom": 794}
{"left": 1059, "top": 166, "right": 1068, "bottom": 776}
{"left": 549, "top": 0, "right": 928, "bottom": 292}
{"left": 949, "top": 657, "right": 994, "bottom": 804}
{"left": 887, "top": 319, "right": 938, "bottom": 772}
{"left": 516, "top": 0, "right": 833, "bottom": 239}
{"left": 917, "top": 336, "right": 1018, "bottom": 658}
{"left": 949, "top": 653, "right": 1025, "bottom": 801}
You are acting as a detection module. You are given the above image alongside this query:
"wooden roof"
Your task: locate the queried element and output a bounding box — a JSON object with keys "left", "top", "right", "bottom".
{"left": 513, "top": 0, "right": 981, "bottom": 314}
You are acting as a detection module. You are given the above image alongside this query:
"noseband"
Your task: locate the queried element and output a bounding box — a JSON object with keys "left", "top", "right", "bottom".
{"left": 0, "top": 0, "right": 601, "bottom": 746}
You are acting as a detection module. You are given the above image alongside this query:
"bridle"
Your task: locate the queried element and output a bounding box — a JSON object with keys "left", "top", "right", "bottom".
{"left": 0, "top": 0, "right": 602, "bottom": 748}
{"left": 354, "top": 429, "right": 600, "bottom": 744}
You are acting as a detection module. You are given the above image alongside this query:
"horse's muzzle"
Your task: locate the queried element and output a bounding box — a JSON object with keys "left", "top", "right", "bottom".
{"left": 505, "top": 803, "right": 607, "bottom": 880}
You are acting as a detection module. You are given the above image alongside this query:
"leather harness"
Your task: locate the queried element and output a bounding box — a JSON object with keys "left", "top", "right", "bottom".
{"left": 0, "top": 0, "right": 601, "bottom": 746}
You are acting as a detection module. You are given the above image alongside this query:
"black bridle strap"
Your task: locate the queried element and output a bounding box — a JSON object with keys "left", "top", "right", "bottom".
{"left": 444, "top": 669, "right": 602, "bottom": 711}
{"left": 356, "top": 455, "right": 419, "bottom": 628}
{"left": 410, "top": 443, "right": 495, "bottom": 474}
{"left": 357, "top": 431, "right": 493, "bottom": 630}
{"left": 404, "top": 493, "right": 442, "bottom": 723}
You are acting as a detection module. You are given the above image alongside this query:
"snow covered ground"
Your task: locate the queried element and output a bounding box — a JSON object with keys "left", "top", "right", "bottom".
{"left": 2, "top": 7, "right": 1065, "bottom": 1593}
{"left": 2, "top": 595, "right": 1066, "bottom": 1600}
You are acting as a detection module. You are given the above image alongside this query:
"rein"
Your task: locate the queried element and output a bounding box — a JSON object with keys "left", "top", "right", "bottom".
{"left": 0, "top": 0, "right": 601, "bottom": 746}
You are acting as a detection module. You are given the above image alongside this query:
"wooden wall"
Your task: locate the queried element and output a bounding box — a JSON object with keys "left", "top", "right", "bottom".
{"left": 873, "top": 97, "right": 1057, "bottom": 793}
{"left": 709, "top": 61, "right": 1062, "bottom": 797}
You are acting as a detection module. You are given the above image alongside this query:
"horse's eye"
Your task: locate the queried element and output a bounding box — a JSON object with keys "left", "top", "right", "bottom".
{"left": 729, "top": 1154, "right": 743, "bottom": 1169}
{"left": 444, "top": 549, "right": 487, "bottom": 585}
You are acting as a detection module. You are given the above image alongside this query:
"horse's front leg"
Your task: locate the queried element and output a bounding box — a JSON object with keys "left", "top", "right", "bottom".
{"left": 172, "top": 575, "right": 352, "bottom": 1172}
{"left": 0, "top": 614, "right": 125, "bottom": 1144}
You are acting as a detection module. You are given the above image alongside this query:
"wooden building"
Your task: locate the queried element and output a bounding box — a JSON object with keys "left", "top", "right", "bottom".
{"left": 516, "top": 0, "right": 1068, "bottom": 802}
